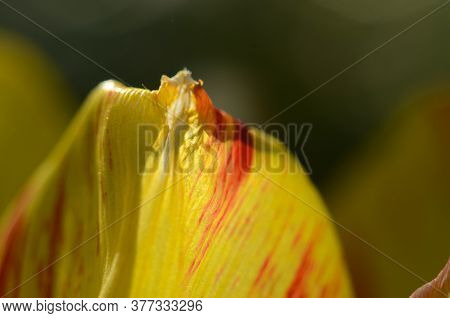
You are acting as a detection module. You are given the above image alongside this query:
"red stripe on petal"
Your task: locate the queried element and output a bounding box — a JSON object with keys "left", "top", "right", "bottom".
{"left": 0, "top": 187, "right": 32, "bottom": 297}
{"left": 286, "top": 225, "right": 324, "bottom": 298}
{"left": 41, "top": 175, "right": 66, "bottom": 297}
{"left": 187, "top": 88, "right": 254, "bottom": 279}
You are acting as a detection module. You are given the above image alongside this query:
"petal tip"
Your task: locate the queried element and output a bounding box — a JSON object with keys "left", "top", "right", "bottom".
{"left": 161, "top": 69, "right": 198, "bottom": 88}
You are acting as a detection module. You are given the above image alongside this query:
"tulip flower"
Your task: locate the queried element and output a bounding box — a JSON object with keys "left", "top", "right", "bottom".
{"left": 0, "top": 70, "right": 352, "bottom": 297}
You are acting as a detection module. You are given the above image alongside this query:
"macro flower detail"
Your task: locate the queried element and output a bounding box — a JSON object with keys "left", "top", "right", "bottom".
{"left": 0, "top": 70, "right": 352, "bottom": 297}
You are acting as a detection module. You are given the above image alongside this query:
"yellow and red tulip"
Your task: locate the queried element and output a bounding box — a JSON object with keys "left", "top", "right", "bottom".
{"left": 0, "top": 70, "right": 352, "bottom": 297}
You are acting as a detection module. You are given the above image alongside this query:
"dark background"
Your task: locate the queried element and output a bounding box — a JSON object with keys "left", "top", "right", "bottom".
{"left": 2, "top": 0, "right": 449, "bottom": 185}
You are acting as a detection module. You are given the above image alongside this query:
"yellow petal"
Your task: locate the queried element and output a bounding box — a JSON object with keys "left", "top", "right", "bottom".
{"left": 0, "top": 70, "right": 352, "bottom": 297}
{"left": 0, "top": 31, "right": 73, "bottom": 212}
{"left": 326, "top": 85, "right": 450, "bottom": 297}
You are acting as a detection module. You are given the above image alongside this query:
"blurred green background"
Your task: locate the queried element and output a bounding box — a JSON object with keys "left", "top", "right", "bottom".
{"left": 1, "top": 0, "right": 449, "bottom": 297}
